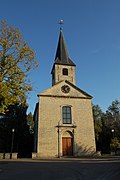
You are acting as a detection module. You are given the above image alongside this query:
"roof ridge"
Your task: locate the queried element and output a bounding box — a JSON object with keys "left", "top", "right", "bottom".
{"left": 65, "top": 80, "right": 92, "bottom": 98}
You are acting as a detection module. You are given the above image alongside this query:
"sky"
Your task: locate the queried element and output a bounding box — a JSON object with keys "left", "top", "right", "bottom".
{"left": 1, "top": 0, "right": 120, "bottom": 114}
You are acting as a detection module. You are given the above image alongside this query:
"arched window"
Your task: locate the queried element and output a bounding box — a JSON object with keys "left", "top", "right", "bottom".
{"left": 62, "top": 106, "right": 72, "bottom": 124}
{"left": 63, "top": 68, "right": 68, "bottom": 76}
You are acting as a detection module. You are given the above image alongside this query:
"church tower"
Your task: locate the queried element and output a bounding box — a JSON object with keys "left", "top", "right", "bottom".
{"left": 33, "top": 23, "right": 96, "bottom": 158}
{"left": 51, "top": 29, "right": 76, "bottom": 86}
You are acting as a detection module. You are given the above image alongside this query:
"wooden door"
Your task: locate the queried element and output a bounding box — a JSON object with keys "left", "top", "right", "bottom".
{"left": 62, "top": 137, "right": 73, "bottom": 156}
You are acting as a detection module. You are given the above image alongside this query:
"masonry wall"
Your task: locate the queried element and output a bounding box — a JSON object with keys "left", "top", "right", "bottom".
{"left": 54, "top": 64, "right": 76, "bottom": 85}
{"left": 37, "top": 94, "right": 96, "bottom": 157}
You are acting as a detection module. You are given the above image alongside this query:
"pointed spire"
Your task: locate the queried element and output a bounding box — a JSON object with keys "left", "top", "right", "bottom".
{"left": 54, "top": 28, "right": 76, "bottom": 66}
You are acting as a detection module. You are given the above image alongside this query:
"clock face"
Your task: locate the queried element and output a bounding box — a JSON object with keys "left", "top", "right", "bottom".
{"left": 61, "top": 85, "right": 70, "bottom": 93}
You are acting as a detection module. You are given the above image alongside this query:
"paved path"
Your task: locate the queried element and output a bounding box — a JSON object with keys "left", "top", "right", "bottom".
{"left": 0, "top": 157, "right": 120, "bottom": 179}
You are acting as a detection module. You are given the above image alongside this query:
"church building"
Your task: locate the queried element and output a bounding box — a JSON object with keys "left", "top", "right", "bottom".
{"left": 33, "top": 27, "right": 96, "bottom": 158}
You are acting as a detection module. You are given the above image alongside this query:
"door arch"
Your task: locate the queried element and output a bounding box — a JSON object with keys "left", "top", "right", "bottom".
{"left": 62, "top": 131, "right": 73, "bottom": 156}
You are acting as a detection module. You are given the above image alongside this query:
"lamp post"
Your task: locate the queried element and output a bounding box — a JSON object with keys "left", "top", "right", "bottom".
{"left": 10, "top": 128, "right": 15, "bottom": 159}
{"left": 111, "top": 129, "right": 115, "bottom": 139}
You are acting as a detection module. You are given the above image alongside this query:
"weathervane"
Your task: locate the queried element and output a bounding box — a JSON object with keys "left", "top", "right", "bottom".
{"left": 59, "top": 19, "right": 64, "bottom": 30}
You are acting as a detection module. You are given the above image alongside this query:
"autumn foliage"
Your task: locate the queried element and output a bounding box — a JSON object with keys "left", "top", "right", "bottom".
{"left": 0, "top": 20, "right": 38, "bottom": 113}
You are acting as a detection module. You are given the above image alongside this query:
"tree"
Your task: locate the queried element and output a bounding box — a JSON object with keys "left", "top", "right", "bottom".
{"left": 0, "top": 20, "right": 38, "bottom": 113}
{"left": 27, "top": 112, "right": 34, "bottom": 134}
{"left": 106, "top": 100, "right": 120, "bottom": 141}
{"left": 0, "top": 103, "right": 33, "bottom": 157}
{"left": 93, "top": 101, "right": 120, "bottom": 154}
{"left": 0, "top": 103, "right": 28, "bottom": 153}
{"left": 92, "top": 104, "right": 103, "bottom": 141}
{"left": 110, "top": 137, "right": 120, "bottom": 154}
{"left": 99, "top": 100, "right": 120, "bottom": 153}
{"left": 92, "top": 104, "right": 103, "bottom": 150}
{"left": 92, "top": 104, "right": 103, "bottom": 122}
{"left": 108, "top": 100, "right": 120, "bottom": 117}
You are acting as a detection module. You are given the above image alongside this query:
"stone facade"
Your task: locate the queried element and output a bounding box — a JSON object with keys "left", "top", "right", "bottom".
{"left": 51, "top": 64, "right": 76, "bottom": 85}
{"left": 34, "top": 81, "right": 96, "bottom": 157}
{"left": 34, "top": 29, "right": 96, "bottom": 158}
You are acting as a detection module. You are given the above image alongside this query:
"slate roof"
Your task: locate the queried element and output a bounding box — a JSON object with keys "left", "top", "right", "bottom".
{"left": 54, "top": 30, "right": 76, "bottom": 66}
